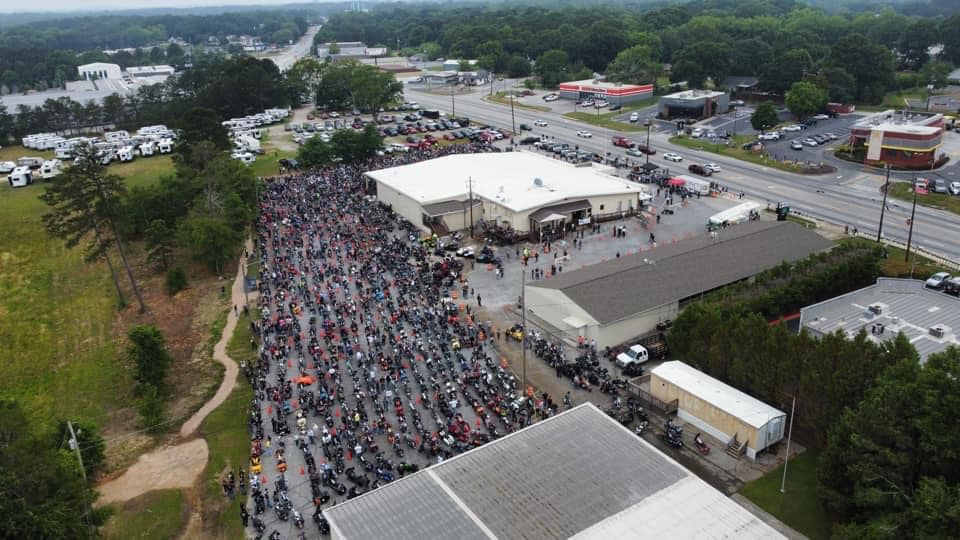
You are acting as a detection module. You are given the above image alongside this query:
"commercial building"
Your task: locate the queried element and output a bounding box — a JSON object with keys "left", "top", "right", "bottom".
{"left": 650, "top": 361, "right": 787, "bottom": 460}
{"left": 324, "top": 403, "right": 784, "bottom": 539}
{"left": 315, "top": 41, "right": 387, "bottom": 62}
{"left": 125, "top": 65, "right": 175, "bottom": 78}
{"left": 800, "top": 278, "right": 960, "bottom": 363}
{"left": 718, "top": 75, "right": 759, "bottom": 95}
{"left": 849, "top": 109, "right": 944, "bottom": 168}
{"left": 558, "top": 79, "right": 655, "bottom": 106}
{"left": 366, "top": 152, "right": 651, "bottom": 236}
{"left": 524, "top": 221, "right": 833, "bottom": 348}
{"left": 442, "top": 58, "right": 478, "bottom": 71}
{"left": 77, "top": 62, "right": 123, "bottom": 81}
{"left": 657, "top": 89, "right": 729, "bottom": 120}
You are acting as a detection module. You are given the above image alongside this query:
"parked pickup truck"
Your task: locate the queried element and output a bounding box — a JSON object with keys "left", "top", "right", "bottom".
{"left": 608, "top": 333, "right": 670, "bottom": 367}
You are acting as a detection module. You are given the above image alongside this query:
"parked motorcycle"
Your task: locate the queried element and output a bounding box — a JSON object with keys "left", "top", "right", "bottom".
{"left": 694, "top": 433, "right": 710, "bottom": 455}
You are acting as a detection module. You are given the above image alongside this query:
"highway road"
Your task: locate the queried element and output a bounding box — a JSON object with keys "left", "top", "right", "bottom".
{"left": 268, "top": 25, "right": 320, "bottom": 72}
{"left": 408, "top": 84, "right": 960, "bottom": 263}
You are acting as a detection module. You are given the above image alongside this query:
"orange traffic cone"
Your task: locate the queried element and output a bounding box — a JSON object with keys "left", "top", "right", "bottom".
{"left": 300, "top": 465, "right": 306, "bottom": 475}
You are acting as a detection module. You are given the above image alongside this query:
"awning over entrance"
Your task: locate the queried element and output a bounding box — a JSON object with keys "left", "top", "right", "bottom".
{"left": 422, "top": 199, "right": 478, "bottom": 217}
{"left": 528, "top": 199, "right": 592, "bottom": 223}
{"left": 537, "top": 213, "right": 566, "bottom": 223}
{"left": 562, "top": 315, "right": 588, "bottom": 329}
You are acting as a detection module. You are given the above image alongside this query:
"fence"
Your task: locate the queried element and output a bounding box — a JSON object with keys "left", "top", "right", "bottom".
{"left": 626, "top": 374, "right": 678, "bottom": 415}
{"left": 851, "top": 231, "right": 960, "bottom": 271}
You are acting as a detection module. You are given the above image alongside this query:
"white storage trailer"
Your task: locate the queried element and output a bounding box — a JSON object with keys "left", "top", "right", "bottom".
{"left": 708, "top": 201, "right": 762, "bottom": 229}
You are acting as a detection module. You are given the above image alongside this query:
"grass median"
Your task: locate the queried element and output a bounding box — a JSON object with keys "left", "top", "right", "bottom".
{"left": 483, "top": 92, "right": 551, "bottom": 113}
{"left": 103, "top": 489, "right": 188, "bottom": 540}
{"left": 670, "top": 135, "right": 833, "bottom": 175}
{"left": 888, "top": 182, "right": 960, "bottom": 216}
{"left": 739, "top": 451, "right": 833, "bottom": 539}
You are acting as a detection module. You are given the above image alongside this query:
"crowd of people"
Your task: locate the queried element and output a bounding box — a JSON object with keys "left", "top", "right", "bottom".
{"left": 238, "top": 142, "right": 566, "bottom": 539}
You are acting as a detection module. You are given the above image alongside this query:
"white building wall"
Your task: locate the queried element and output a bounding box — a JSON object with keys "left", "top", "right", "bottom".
{"left": 525, "top": 287, "right": 599, "bottom": 340}
{"left": 375, "top": 180, "right": 428, "bottom": 231}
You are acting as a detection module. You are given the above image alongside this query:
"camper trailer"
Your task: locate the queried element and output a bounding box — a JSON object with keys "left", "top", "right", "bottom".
{"left": 0, "top": 161, "right": 16, "bottom": 173}
{"left": 236, "top": 135, "right": 262, "bottom": 154}
{"left": 96, "top": 149, "right": 115, "bottom": 165}
{"left": 8, "top": 166, "right": 32, "bottom": 187}
{"left": 104, "top": 130, "right": 130, "bottom": 143}
{"left": 157, "top": 139, "right": 173, "bottom": 154}
{"left": 232, "top": 151, "right": 256, "bottom": 165}
{"left": 117, "top": 146, "right": 135, "bottom": 162}
{"left": 139, "top": 141, "right": 156, "bottom": 157}
{"left": 17, "top": 157, "right": 44, "bottom": 169}
{"left": 40, "top": 159, "right": 62, "bottom": 179}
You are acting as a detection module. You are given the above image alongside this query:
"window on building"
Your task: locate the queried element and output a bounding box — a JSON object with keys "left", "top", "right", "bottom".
{"left": 599, "top": 204, "right": 604, "bottom": 210}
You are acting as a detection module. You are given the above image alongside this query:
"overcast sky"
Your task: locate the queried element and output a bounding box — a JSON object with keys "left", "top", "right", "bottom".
{"left": 0, "top": 0, "right": 327, "bottom": 13}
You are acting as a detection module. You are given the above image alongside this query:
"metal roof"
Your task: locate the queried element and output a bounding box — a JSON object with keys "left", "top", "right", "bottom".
{"left": 800, "top": 278, "right": 960, "bottom": 363}
{"left": 652, "top": 362, "right": 786, "bottom": 429}
{"left": 527, "top": 199, "right": 592, "bottom": 223}
{"left": 325, "top": 403, "right": 784, "bottom": 539}
{"left": 530, "top": 221, "right": 833, "bottom": 325}
{"left": 422, "top": 199, "right": 478, "bottom": 217}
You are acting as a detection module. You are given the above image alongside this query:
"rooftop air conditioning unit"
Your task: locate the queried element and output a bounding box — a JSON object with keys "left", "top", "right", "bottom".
{"left": 868, "top": 304, "right": 882, "bottom": 315}
{"left": 871, "top": 323, "right": 885, "bottom": 335}
{"left": 533, "top": 177, "right": 543, "bottom": 187}
{"left": 930, "top": 326, "right": 945, "bottom": 339}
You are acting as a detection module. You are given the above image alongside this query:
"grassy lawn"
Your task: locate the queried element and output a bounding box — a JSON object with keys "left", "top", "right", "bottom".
{"left": 110, "top": 156, "right": 175, "bottom": 189}
{"left": 670, "top": 135, "right": 831, "bottom": 175}
{"left": 250, "top": 149, "right": 296, "bottom": 178}
{"left": 199, "top": 381, "right": 253, "bottom": 538}
{"left": 740, "top": 451, "right": 833, "bottom": 539}
{"left": 484, "top": 93, "right": 551, "bottom": 112}
{"left": 103, "top": 489, "right": 188, "bottom": 540}
{"left": 889, "top": 182, "right": 960, "bottom": 216}
{"left": 562, "top": 97, "right": 658, "bottom": 132}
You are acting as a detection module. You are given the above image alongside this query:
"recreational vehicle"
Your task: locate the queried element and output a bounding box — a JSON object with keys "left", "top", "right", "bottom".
{"left": 17, "top": 157, "right": 44, "bottom": 169}
{"left": 118, "top": 146, "right": 135, "bottom": 162}
{"left": 40, "top": 159, "right": 62, "bottom": 179}
{"left": 8, "top": 166, "right": 33, "bottom": 187}
{"left": 232, "top": 151, "right": 256, "bottom": 165}
{"left": 157, "top": 139, "right": 173, "bottom": 154}
{"left": 0, "top": 161, "right": 15, "bottom": 173}
{"left": 139, "top": 141, "right": 156, "bottom": 157}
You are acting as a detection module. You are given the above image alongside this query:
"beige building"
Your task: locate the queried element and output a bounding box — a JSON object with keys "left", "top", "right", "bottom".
{"left": 524, "top": 221, "right": 834, "bottom": 349}
{"left": 650, "top": 361, "right": 787, "bottom": 460}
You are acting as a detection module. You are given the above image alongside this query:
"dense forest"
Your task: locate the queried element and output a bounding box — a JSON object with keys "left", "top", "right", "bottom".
{"left": 0, "top": 10, "right": 311, "bottom": 91}
{"left": 317, "top": 0, "right": 960, "bottom": 103}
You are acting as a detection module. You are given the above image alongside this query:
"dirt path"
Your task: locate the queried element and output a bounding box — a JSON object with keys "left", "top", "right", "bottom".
{"left": 98, "top": 240, "right": 254, "bottom": 505}
{"left": 98, "top": 438, "right": 209, "bottom": 505}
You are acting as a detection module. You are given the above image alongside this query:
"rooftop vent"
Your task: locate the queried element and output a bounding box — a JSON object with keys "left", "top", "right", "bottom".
{"left": 533, "top": 177, "right": 543, "bottom": 187}
{"left": 868, "top": 304, "right": 882, "bottom": 315}
{"left": 930, "top": 326, "right": 945, "bottom": 339}
{"left": 871, "top": 323, "right": 885, "bottom": 335}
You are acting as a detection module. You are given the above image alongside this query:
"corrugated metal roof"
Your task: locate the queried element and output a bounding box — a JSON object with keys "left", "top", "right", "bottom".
{"left": 652, "top": 362, "right": 786, "bottom": 429}
{"left": 801, "top": 278, "right": 960, "bottom": 363}
{"left": 531, "top": 221, "right": 833, "bottom": 324}
{"left": 325, "top": 403, "right": 785, "bottom": 539}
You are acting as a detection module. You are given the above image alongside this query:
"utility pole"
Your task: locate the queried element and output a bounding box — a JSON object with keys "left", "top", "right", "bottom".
{"left": 68, "top": 421, "right": 95, "bottom": 538}
{"left": 876, "top": 164, "right": 891, "bottom": 242}
{"left": 467, "top": 176, "right": 475, "bottom": 238}
{"left": 645, "top": 120, "right": 652, "bottom": 165}
{"left": 451, "top": 81, "right": 456, "bottom": 118}
{"left": 905, "top": 184, "right": 919, "bottom": 262}
{"left": 780, "top": 394, "right": 796, "bottom": 494}
{"left": 509, "top": 94, "right": 517, "bottom": 136}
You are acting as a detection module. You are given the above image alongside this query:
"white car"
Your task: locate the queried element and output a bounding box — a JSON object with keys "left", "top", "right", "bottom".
{"left": 759, "top": 131, "right": 781, "bottom": 141}
{"left": 626, "top": 148, "right": 643, "bottom": 157}
{"left": 691, "top": 128, "right": 704, "bottom": 138}
{"left": 595, "top": 100, "right": 609, "bottom": 108}
{"left": 543, "top": 93, "right": 559, "bottom": 102}
{"left": 704, "top": 163, "right": 721, "bottom": 173}
{"left": 664, "top": 152, "right": 683, "bottom": 162}
{"left": 456, "top": 247, "right": 475, "bottom": 258}
{"left": 782, "top": 125, "right": 803, "bottom": 132}
{"left": 803, "top": 138, "right": 818, "bottom": 147}
{"left": 576, "top": 130, "right": 593, "bottom": 138}
{"left": 926, "top": 272, "right": 952, "bottom": 290}
{"left": 534, "top": 120, "right": 548, "bottom": 127}
{"left": 580, "top": 99, "right": 595, "bottom": 107}
{"left": 812, "top": 114, "right": 829, "bottom": 120}
{"left": 629, "top": 112, "right": 640, "bottom": 122}
{"left": 329, "top": 111, "right": 340, "bottom": 118}
{"left": 950, "top": 181, "right": 960, "bottom": 195}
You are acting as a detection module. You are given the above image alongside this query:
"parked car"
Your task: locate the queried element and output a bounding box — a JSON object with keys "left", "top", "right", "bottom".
{"left": 664, "top": 152, "right": 683, "bottom": 162}
{"left": 629, "top": 112, "right": 640, "bottom": 122}
{"left": 519, "top": 136, "right": 540, "bottom": 145}
{"left": 791, "top": 141, "right": 803, "bottom": 150}
{"left": 926, "top": 272, "right": 952, "bottom": 290}
{"left": 576, "top": 130, "right": 593, "bottom": 138}
{"left": 803, "top": 138, "right": 818, "bottom": 147}
{"left": 782, "top": 124, "right": 803, "bottom": 132}
{"left": 811, "top": 113, "right": 830, "bottom": 120}
{"left": 534, "top": 120, "right": 548, "bottom": 127}
{"left": 950, "top": 181, "right": 960, "bottom": 195}
{"left": 934, "top": 178, "right": 949, "bottom": 193}
{"left": 688, "top": 163, "right": 713, "bottom": 176}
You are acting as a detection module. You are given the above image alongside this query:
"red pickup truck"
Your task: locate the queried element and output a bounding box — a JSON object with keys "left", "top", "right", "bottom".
{"left": 612, "top": 136, "right": 634, "bottom": 148}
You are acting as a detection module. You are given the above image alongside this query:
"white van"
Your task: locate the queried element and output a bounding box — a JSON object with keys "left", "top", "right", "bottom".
{"left": 8, "top": 166, "right": 33, "bottom": 187}
{"left": 615, "top": 345, "right": 650, "bottom": 368}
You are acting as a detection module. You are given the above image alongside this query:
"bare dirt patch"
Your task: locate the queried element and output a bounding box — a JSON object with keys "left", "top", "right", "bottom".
{"left": 98, "top": 438, "right": 209, "bottom": 505}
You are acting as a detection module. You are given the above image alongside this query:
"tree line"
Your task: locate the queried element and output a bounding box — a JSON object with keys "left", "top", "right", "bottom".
{"left": 0, "top": 9, "right": 310, "bottom": 92}
{"left": 317, "top": 0, "right": 960, "bottom": 104}
{"left": 667, "top": 239, "right": 960, "bottom": 535}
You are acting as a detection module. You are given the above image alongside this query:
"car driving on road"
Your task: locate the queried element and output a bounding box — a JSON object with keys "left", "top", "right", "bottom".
{"left": 534, "top": 120, "right": 548, "bottom": 127}
{"left": 664, "top": 152, "right": 683, "bottom": 162}
{"left": 629, "top": 112, "right": 640, "bottom": 122}
{"left": 576, "top": 130, "right": 593, "bottom": 138}
{"left": 704, "top": 163, "right": 721, "bottom": 173}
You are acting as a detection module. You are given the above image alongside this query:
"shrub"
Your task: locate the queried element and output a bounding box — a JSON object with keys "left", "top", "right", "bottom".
{"left": 165, "top": 266, "right": 188, "bottom": 295}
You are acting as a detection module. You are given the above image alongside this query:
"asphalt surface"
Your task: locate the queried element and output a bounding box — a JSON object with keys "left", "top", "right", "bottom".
{"left": 267, "top": 26, "right": 321, "bottom": 72}
{"left": 407, "top": 85, "right": 960, "bottom": 263}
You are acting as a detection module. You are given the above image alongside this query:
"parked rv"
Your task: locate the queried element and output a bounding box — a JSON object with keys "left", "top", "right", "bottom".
{"left": 8, "top": 166, "right": 33, "bottom": 187}
{"left": 117, "top": 146, "right": 136, "bottom": 162}
{"left": 40, "top": 159, "right": 62, "bottom": 179}
{"left": 17, "top": 157, "right": 44, "bottom": 169}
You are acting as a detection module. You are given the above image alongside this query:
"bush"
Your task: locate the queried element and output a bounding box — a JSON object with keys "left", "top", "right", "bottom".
{"left": 127, "top": 325, "right": 174, "bottom": 393}
{"left": 165, "top": 266, "right": 188, "bottom": 295}
{"left": 138, "top": 384, "right": 167, "bottom": 432}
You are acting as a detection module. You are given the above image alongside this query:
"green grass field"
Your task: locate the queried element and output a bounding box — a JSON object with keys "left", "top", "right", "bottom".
{"left": 485, "top": 93, "right": 551, "bottom": 112}
{"left": 889, "top": 182, "right": 960, "bottom": 216}
{"left": 740, "top": 451, "right": 832, "bottom": 539}
{"left": 0, "top": 146, "right": 175, "bottom": 428}
{"left": 103, "top": 489, "right": 187, "bottom": 540}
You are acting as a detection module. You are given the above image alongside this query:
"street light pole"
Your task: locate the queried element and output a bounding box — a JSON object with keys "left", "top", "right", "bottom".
{"left": 905, "top": 182, "right": 919, "bottom": 262}
{"left": 645, "top": 120, "right": 652, "bottom": 165}
{"left": 521, "top": 269, "right": 527, "bottom": 396}
{"left": 510, "top": 94, "right": 517, "bottom": 136}
{"left": 451, "top": 81, "right": 456, "bottom": 118}
{"left": 876, "top": 164, "right": 891, "bottom": 242}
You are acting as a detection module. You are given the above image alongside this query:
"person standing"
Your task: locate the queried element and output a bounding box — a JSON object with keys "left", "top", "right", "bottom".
{"left": 241, "top": 505, "right": 250, "bottom": 527}
{"left": 477, "top": 294, "right": 482, "bottom": 307}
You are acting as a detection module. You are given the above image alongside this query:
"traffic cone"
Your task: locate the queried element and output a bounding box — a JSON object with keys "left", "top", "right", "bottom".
{"left": 261, "top": 475, "right": 268, "bottom": 484}
{"left": 300, "top": 465, "right": 305, "bottom": 476}
{"left": 267, "top": 405, "right": 273, "bottom": 414}
{"left": 287, "top": 360, "right": 292, "bottom": 368}
{"left": 347, "top": 451, "right": 353, "bottom": 460}
{"left": 335, "top": 408, "right": 340, "bottom": 417}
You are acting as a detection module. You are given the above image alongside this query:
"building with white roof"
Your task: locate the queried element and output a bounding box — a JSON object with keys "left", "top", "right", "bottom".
{"left": 658, "top": 89, "right": 729, "bottom": 120}
{"left": 366, "top": 151, "right": 650, "bottom": 235}
{"left": 125, "top": 65, "right": 175, "bottom": 78}
{"left": 324, "top": 403, "right": 785, "bottom": 539}
{"left": 651, "top": 361, "right": 787, "bottom": 460}
{"left": 849, "top": 109, "right": 944, "bottom": 168}
{"left": 800, "top": 278, "right": 960, "bottom": 363}
{"left": 78, "top": 62, "right": 122, "bottom": 81}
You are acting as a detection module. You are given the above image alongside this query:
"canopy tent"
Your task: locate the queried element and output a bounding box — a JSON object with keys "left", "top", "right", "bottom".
{"left": 638, "top": 162, "right": 659, "bottom": 172}
{"left": 667, "top": 177, "right": 686, "bottom": 187}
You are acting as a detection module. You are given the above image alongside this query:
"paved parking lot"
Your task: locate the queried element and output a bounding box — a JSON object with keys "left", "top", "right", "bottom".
{"left": 752, "top": 115, "right": 860, "bottom": 160}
